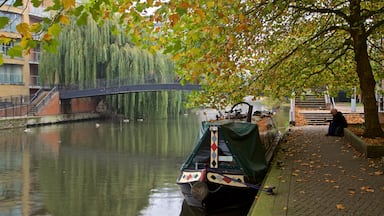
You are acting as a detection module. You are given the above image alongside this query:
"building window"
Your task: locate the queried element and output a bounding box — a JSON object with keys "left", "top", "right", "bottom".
{"left": 0, "top": 11, "right": 21, "bottom": 33}
{"left": 0, "top": 40, "right": 16, "bottom": 56}
{"left": 0, "top": 64, "right": 23, "bottom": 84}
{"left": 2, "top": 0, "right": 17, "bottom": 6}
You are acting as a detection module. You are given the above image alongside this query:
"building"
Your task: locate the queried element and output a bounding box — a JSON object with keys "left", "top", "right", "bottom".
{"left": 0, "top": 0, "right": 51, "bottom": 100}
{"left": 0, "top": 0, "right": 49, "bottom": 97}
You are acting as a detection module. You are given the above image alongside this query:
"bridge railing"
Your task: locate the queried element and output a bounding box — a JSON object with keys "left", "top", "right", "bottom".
{"left": 57, "top": 75, "right": 181, "bottom": 91}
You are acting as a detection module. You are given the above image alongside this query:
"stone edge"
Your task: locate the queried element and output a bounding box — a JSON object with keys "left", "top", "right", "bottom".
{"left": 344, "top": 128, "right": 384, "bottom": 158}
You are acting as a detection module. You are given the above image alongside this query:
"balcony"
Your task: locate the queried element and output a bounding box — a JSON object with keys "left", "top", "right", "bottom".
{"left": 29, "top": 51, "right": 40, "bottom": 64}
{"left": 29, "top": 75, "right": 40, "bottom": 88}
{"left": 29, "top": 5, "right": 50, "bottom": 18}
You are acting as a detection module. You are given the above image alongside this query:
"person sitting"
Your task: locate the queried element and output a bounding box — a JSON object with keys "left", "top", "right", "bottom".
{"left": 326, "top": 108, "right": 348, "bottom": 136}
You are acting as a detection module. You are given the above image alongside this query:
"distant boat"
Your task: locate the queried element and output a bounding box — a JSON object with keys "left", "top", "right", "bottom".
{"left": 137, "top": 118, "right": 144, "bottom": 122}
{"left": 95, "top": 123, "right": 100, "bottom": 128}
{"left": 176, "top": 102, "right": 281, "bottom": 210}
{"left": 122, "top": 119, "right": 130, "bottom": 123}
{"left": 23, "top": 128, "right": 32, "bottom": 133}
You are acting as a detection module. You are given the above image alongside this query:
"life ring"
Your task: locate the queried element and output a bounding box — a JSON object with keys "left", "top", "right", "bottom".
{"left": 191, "top": 181, "right": 209, "bottom": 201}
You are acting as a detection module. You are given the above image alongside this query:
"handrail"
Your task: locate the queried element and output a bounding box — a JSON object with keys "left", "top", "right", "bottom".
{"left": 30, "top": 88, "right": 43, "bottom": 102}
{"left": 34, "top": 86, "right": 57, "bottom": 113}
{"left": 56, "top": 76, "right": 193, "bottom": 91}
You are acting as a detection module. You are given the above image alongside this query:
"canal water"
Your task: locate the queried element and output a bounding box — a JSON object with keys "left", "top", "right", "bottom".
{"left": 0, "top": 106, "right": 289, "bottom": 216}
{"left": 0, "top": 115, "right": 201, "bottom": 216}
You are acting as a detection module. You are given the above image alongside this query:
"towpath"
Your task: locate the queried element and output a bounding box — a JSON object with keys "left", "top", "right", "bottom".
{"left": 249, "top": 125, "right": 384, "bottom": 216}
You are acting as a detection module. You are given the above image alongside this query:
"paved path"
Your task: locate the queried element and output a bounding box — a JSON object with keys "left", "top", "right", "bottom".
{"left": 250, "top": 126, "right": 384, "bottom": 216}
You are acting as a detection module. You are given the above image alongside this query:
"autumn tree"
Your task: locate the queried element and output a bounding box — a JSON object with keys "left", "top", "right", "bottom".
{"left": 2, "top": 0, "right": 384, "bottom": 137}
{"left": 134, "top": 0, "right": 384, "bottom": 138}
{"left": 241, "top": 0, "right": 384, "bottom": 138}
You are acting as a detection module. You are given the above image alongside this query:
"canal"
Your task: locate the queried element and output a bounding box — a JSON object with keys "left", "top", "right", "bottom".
{"left": 0, "top": 106, "right": 289, "bottom": 216}
{"left": 0, "top": 115, "right": 201, "bottom": 216}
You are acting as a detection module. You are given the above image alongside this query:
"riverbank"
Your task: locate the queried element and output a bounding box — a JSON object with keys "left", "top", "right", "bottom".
{"left": 0, "top": 113, "right": 102, "bottom": 130}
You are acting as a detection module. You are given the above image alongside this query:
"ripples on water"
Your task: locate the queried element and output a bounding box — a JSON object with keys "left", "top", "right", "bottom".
{"left": 0, "top": 116, "right": 200, "bottom": 216}
{"left": 0, "top": 106, "right": 288, "bottom": 216}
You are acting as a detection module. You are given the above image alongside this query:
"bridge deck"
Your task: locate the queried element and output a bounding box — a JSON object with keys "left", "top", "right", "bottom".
{"left": 59, "top": 83, "right": 201, "bottom": 99}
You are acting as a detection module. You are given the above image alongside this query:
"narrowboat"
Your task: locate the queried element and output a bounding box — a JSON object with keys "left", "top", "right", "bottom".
{"left": 176, "top": 102, "right": 280, "bottom": 210}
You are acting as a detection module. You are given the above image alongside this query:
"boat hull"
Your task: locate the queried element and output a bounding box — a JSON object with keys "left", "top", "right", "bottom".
{"left": 178, "top": 180, "right": 257, "bottom": 210}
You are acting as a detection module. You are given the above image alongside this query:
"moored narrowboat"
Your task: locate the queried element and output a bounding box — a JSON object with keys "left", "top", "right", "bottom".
{"left": 176, "top": 102, "right": 281, "bottom": 210}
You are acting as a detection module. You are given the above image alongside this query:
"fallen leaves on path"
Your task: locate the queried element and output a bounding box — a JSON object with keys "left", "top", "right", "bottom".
{"left": 360, "top": 186, "right": 375, "bottom": 193}
{"left": 336, "top": 203, "right": 345, "bottom": 210}
{"left": 374, "top": 171, "right": 383, "bottom": 176}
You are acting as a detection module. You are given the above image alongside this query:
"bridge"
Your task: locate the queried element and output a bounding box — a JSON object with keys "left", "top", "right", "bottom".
{"left": 0, "top": 76, "right": 201, "bottom": 117}
{"left": 57, "top": 77, "right": 201, "bottom": 99}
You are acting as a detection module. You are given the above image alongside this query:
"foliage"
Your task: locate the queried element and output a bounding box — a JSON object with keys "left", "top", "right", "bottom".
{"left": 2, "top": 0, "right": 384, "bottom": 136}
{"left": 39, "top": 17, "right": 185, "bottom": 119}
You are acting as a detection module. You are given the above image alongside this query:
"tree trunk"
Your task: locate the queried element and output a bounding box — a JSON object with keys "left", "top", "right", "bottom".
{"left": 350, "top": 0, "right": 384, "bottom": 137}
{"left": 356, "top": 50, "right": 383, "bottom": 137}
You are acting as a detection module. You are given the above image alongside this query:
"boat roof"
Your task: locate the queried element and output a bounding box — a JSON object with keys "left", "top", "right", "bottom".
{"left": 182, "top": 120, "right": 268, "bottom": 177}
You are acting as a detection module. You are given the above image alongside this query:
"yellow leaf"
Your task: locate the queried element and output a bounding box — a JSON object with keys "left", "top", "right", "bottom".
{"left": 206, "top": 1, "right": 215, "bottom": 8}
{"left": 172, "top": 53, "right": 181, "bottom": 61}
{"left": 62, "top": 0, "right": 75, "bottom": 10}
{"left": 16, "top": 23, "right": 31, "bottom": 38}
{"left": 19, "top": 38, "right": 28, "bottom": 48}
{"left": 59, "top": 15, "right": 70, "bottom": 25}
{"left": 0, "top": 37, "right": 12, "bottom": 44}
{"left": 29, "top": 23, "right": 41, "bottom": 33}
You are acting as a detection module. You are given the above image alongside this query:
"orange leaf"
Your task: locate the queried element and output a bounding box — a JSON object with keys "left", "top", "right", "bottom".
{"left": 336, "top": 204, "right": 345, "bottom": 210}
{"left": 360, "top": 186, "right": 375, "bottom": 192}
{"left": 169, "top": 13, "right": 180, "bottom": 26}
{"left": 43, "top": 33, "right": 52, "bottom": 41}
{"left": 59, "top": 15, "right": 70, "bottom": 25}
{"left": 374, "top": 171, "right": 383, "bottom": 176}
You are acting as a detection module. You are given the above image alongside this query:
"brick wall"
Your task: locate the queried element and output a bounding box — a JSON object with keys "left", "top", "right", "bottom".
{"left": 37, "top": 94, "right": 99, "bottom": 115}
{"left": 0, "top": 105, "right": 29, "bottom": 117}
{"left": 36, "top": 93, "right": 61, "bottom": 116}
{"left": 71, "top": 98, "right": 98, "bottom": 113}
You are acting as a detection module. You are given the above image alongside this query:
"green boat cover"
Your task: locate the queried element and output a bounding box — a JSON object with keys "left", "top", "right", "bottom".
{"left": 181, "top": 120, "right": 268, "bottom": 177}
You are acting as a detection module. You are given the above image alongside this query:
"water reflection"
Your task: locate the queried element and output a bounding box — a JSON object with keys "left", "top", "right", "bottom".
{"left": 0, "top": 116, "right": 200, "bottom": 216}
{"left": 179, "top": 200, "right": 253, "bottom": 216}
{"left": 0, "top": 106, "right": 289, "bottom": 216}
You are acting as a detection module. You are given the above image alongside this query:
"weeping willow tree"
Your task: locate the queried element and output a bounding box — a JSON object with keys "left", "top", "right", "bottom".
{"left": 39, "top": 18, "right": 187, "bottom": 119}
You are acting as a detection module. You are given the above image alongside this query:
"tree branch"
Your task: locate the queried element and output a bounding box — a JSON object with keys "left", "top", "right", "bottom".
{"left": 366, "top": 18, "right": 384, "bottom": 36}
{"left": 269, "top": 24, "right": 349, "bottom": 70}
{"left": 304, "top": 46, "right": 350, "bottom": 81}
{"left": 361, "top": 6, "right": 384, "bottom": 20}
{"left": 289, "top": 4, "right": 350, "bottom": 23}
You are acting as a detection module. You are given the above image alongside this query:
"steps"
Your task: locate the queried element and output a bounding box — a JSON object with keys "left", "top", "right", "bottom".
{"left": 296, "top": 94, "right": 331, "bottom": 125}
{"left": 28, "top": 90, "right": 49, "bottom": 115}
{"left": 300, "top": 112, "right": 332, "bottom": 125}
{"left": 295, "top": 95, "right": 327, "bottom": 109}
